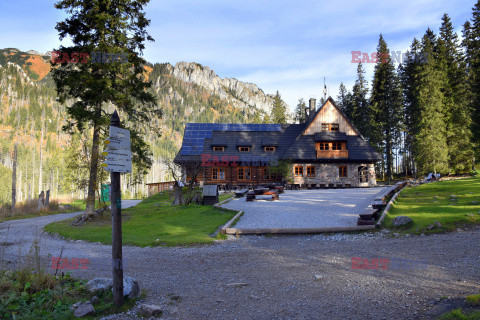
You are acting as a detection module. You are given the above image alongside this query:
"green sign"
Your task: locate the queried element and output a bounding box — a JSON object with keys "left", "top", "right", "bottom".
{"left": 101, "top": 184, "right": 111, "bottom": 202}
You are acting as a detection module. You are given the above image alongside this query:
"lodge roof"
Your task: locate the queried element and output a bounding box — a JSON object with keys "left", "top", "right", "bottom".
{"left": 174, "top": 98, "right": 381, "bottom": 164}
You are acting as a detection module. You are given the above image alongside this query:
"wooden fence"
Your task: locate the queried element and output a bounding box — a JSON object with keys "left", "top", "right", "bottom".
{"left": 146, "top": 181, "right": 175, "bottom": 197}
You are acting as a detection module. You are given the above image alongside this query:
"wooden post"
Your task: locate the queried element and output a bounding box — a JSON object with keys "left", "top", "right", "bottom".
{"left": 110, "top": 110, "right": 124, "bottom": 307}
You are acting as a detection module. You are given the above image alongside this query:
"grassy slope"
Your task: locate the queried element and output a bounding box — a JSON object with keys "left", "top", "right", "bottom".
{"left": 385, "top": 176, "right": 480, "bottom": 233}
{"left": 0, "top": 200, "right": 109, "bottom": 222}
{"left": 44, "top": 192, "right": 235, "bottom": 246}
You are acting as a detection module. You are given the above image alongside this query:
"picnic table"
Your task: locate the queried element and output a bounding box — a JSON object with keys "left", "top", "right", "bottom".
{"left": 246, "top": 188, "right": 279, "bottom": 201}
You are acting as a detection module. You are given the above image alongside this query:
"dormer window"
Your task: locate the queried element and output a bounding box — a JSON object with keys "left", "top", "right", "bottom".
{"left": 213, "top": 146, "right": 225, "bottom": 152}
{"left": 239, "top": 147, "right": 250, "bottom": 152}
{"left": 319, "top": 142, "right": 329, "bottom": 150}
{"left": 321, "top": 123, "right": 339, "bottom": 131}
{"left": 264, "top": 146, "right": 276, "bottom": 152}
{"left": 332, "top": 142, "right": 342, "bottom": 150}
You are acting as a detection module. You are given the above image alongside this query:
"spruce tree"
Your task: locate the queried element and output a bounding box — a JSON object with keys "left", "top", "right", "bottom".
{"left": 270, "top": 91, "right": 288, "bottom": 123}
{"left": 350, "top": 63, "right": 372, "bottom": 139}
{"left": 294, "top": 98, "right": 307, "bottom": 123}
{"left": 370, "top": 35, "right": 403, "bottom": 180}
{"left": 463, "top": 1, "right": 480, "bottom": 161}
{"left": 52, "top": 0, "right": 160, "bottom": 216}
{"left": 414, "top": 29, "right": 449, "bottom": 175}
{"left": 398, "top": 38, "right": 422, "bottom": 175}
{"left": 337, "top": 83, "right": 349, "bottom": 112}
{"left": 439, "top": 14, "right": 474, "bottom": 172}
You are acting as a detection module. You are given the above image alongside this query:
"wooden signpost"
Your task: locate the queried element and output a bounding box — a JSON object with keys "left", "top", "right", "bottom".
{"left": 101, "top": 110, "right": 132, "bottom": 307}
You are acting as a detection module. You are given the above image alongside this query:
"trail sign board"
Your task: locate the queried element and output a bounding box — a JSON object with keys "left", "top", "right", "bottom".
{"left": 101, "top": 126, "right": 132, "bottom": 173}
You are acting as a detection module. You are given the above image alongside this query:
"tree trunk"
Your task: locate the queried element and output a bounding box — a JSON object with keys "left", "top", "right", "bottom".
{"left": 45, "top": 190, "right": 50, "bottom": 208}
{"left": 173, "top": 183, "right": 183, "bottom": 205}
{"left": 11, "top": 143, "right": 17, "bottom": 214}
{"left": 38, "top": 107, "right": 45, "bottom": 194}
{"left": 84, "top": 106, "right": 102, "bottom": 217}
{"left": 37, "top": 191, "right": 45, "bottom": 211}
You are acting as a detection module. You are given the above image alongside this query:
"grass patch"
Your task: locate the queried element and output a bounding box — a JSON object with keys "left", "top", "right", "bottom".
{"left": 467, "top": 294, "right": 480, "bottom": 306}
{"left": 0, "top": 269, "right": 136, "bottom": 320}
{"left": 384, "top": 176, "right": 480, "bottom": 234}
{"left": 44, "top": 191, "right": 236, "bottom": 246}
{"left": 441, "top": 308, "right": 480, "bottom": 320}
{"left": 219, "top": 193, "right": 233, "bottom": 202}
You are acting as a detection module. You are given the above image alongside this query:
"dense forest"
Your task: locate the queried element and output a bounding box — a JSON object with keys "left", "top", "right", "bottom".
{"left": 330, "top": 9, "right": 479, "bottom": 179}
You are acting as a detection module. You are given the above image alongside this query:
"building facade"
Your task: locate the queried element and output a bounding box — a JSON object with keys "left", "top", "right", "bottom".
{"left": 174, "top": 97, "right": 381, "bottom": 188}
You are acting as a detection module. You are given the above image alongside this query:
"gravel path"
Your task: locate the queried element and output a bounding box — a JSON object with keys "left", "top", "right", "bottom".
{"left": 1, "top": 199, "right": 479, "bottom": 320}
{"left": 221, "top": 188, "right": 389, "bottom": 228}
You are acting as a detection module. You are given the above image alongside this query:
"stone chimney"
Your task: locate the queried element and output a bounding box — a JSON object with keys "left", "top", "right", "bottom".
{"left": 309, "top": 98, "right": 316, "bottom": 115}
{"left": 304, "top": 107, "right": 310, "bottom": 119}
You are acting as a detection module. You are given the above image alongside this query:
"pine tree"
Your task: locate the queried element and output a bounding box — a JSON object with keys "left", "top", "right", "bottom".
{"left": 399, "top": 38, "right": 422, "bottom": 175}
{"left": 463, "top": 1, "right": 480, "bottom": 162}
{"left": 439, "top": 14, "right": 474, "bottom": 173}
{"left": 414, "top": 29, "right": 449, "bottom": 175}
{"left": 294, "top": 98, "right": 307, "bottom": 123}
{"left": 270, "top": 91, "right": 287, "bottom": 123}
{"left": 336, "top": 83, "right": 349, "bottom": 112}
{"left": 350, "top": 63, "right": 373, "bottom": 139}
{"left": 370, "top": 35, "right": 404, "bottom": 180}
{"left": 52, "top": 0, "right": 160, "bottom": 216}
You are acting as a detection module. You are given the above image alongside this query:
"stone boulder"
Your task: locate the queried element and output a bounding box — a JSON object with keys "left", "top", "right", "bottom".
{"left": 123, "top": 276, "right": 140, "bottom": 298}
{"left": 392, "top": 216, "right": 413, "bottom": 227}
{"left": 85, "top": 278, "right": 113, "bottom": 293}
{"left": 139, "top": 303, "right": 163, "bottom": 317}
{"left": 72, "top": 301, "right": 95, "bottom": 317}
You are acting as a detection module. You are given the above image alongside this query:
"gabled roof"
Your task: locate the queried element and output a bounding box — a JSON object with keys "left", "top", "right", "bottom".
{"left": 299, "top": 96, "right": 365, "bottom": 140}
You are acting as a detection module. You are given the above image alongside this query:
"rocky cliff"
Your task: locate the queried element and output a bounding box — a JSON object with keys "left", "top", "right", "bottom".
{"left": 166, "top": 61, "right": 276, "bottom": 113}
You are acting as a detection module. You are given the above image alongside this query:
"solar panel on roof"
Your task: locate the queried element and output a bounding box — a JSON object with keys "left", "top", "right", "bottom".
{"left": 181, "top": 122, "right": 282, "bottom": 155}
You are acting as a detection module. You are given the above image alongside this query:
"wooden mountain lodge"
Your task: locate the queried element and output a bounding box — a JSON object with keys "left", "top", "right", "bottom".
{"left": 174, "top": 97, "right": 381, "bottom": 188}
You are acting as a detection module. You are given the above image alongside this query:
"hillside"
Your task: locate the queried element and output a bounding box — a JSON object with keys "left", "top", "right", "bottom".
{"left": 0, "top": 48, "right": 286, "bottom": 203}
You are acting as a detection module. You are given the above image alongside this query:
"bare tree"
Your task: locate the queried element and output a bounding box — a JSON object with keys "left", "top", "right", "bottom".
{"left": 11, "top": 143, "right": 17, "bottom": 214}
{"left": 162, "top": 158, "right": 203, "bottom": 206}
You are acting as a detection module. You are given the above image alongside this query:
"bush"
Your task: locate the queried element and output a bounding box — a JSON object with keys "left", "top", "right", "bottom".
{"left": 0, "top": 199, "right": 80, "bottom": 220}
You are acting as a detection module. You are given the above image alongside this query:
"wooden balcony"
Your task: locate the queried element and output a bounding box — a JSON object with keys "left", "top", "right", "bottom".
{"left": 316, "top": 150, "right": 349, "bottom": 158}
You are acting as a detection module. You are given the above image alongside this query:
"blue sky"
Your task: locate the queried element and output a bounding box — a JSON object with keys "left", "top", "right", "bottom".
{"left": 0, "top": 0, "right": 475, "bottom": 110}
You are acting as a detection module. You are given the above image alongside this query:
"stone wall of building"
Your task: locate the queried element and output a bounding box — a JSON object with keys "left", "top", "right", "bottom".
{"left": 290, "top": 163, "right": 376, "bottom": 187}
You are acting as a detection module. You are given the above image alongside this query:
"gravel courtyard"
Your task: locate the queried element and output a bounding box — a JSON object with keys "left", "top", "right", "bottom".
{"left": 221, "top": 187, "right": 389, "bottom": 229}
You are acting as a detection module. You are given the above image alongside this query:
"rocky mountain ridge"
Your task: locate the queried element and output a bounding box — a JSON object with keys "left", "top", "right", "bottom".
{"left": 0, "top": 48, "right": 284, "bottom": 113}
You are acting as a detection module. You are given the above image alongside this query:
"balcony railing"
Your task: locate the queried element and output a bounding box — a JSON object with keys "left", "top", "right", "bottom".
{"left": 316, "top": 150, "right": 349, "bottom": 158}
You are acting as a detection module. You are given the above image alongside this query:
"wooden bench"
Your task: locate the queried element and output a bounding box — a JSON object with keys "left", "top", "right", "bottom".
{"left": 246, "top": 189, "right": 279, "bottom": 201}
{"left": 235, "top": 189, "right": 249, "bottom": 198}
{"left": 254, "top": 187, "right": 269, "bottom": 195}
{"left": 246, "top": 191, "right": 256, "bottom": 201}
{"left": 358, "top": 208, "right": 379, "bottom": 220}
{"left": 274, "top": 186, "right": 284, "bottom": 194}
{"left": 357, "top": 217, "right": 375, "bottom": 225}
{"left": 264, "top": 190, "right": 279, "bottom": 200}
{"left": 372, "top": 199, "right": 386, "bottom": 210}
